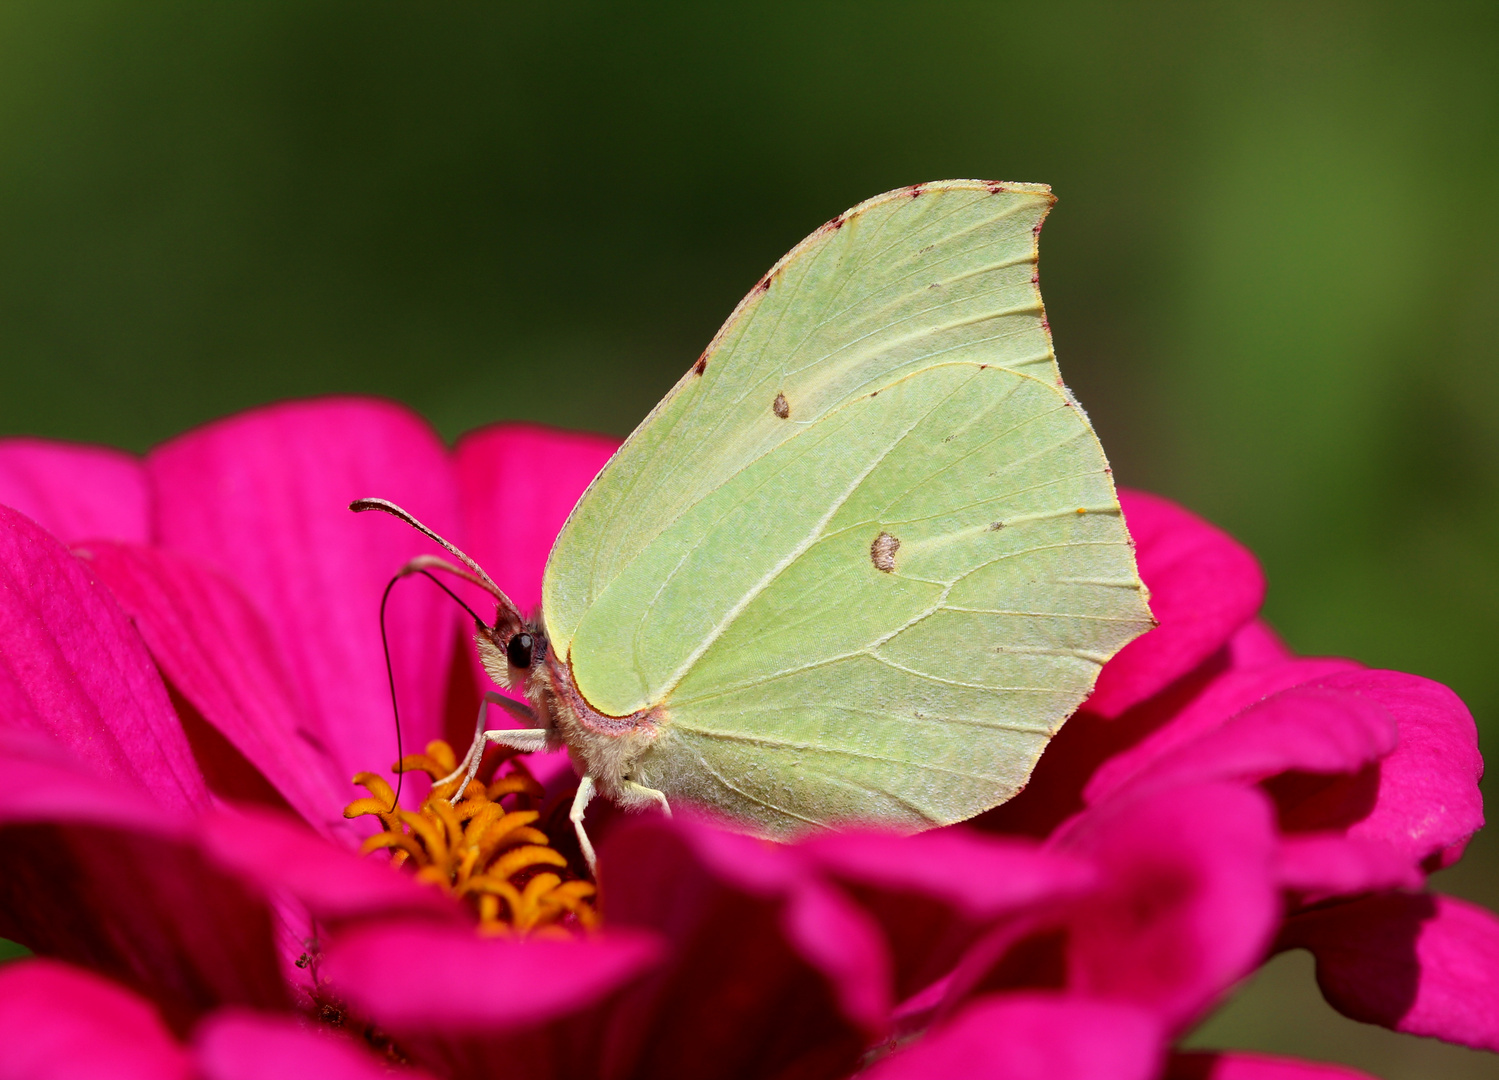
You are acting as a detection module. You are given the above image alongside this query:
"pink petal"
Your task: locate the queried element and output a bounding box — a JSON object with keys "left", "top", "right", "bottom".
{"left": 596, "top": 815, "right": 888, "bottom": 1076}
{"left": 195, "top": 806, "right": 462, "bottom": 926}
{"left": 1314, "top": 670, "right": 1483, "bottom": 869}
{"left": 148, "top": 398, "right": 462, "bottom": 791}
{"left": 655, "top": 816, "right": 894, "bottom": 1031}
{"left": 801, "top": 827, "right": 1094, "bottom": 920}
{"left": 1104, "top": 686, "right": 1397, "bottom": 799}
{"left": 195, "top": 1009, "right": 437, "bottom": 1080}
{"left": 1167, "top": 1050, "right": 1380, "bottom": 1079}
{"left": 985, "top": 655, "right": 1355, "bottom": 843}
{"left": 0, "top": 728, "right": 187, "bottom": 833}
{"left": 1055, "top": 783, "right": 1281, "bottom": 1028}
{"left": 781, "top": 879, "right": 892, "bottom": 1034}
{"left": 0, "top": 959, "right": 192, "bottom": 1080}
{"left": 0, "top": 438, "right": 149, "bottom": 545}
{"left": 0, "top": 736, "right": 289, "bottom": 1024}
{"left": 1227, "top": 620, "right": 1294, "bottom": 670}
{"left": 452, "top": 422, "right": 619, "bottom": 620}
{"left": 801, "top": 827, "right": 1096, "bottom": 1001}
{"left": 323, "top": 919, "right": 661, "bottom": 1030}
{"left": 973, "top": 699, "right": 1189, "bottom": 840}
{"left": 81, "top": 541, "right": 352, "bottom": 836}
{"left": 959, "top": 784, "right": 1278, "bottom": 1030}
{"left": 653, "top": 822, "right": 905, "bottom": 1032}
{"left": 1083, "top": 665, "right": 1481, "bottom": 879}
{"left": 0, "top": 505, "right": 206, "bottom": 812}
{"left": 1084, "top": 658, "right": 1361, "bottom": 808}
{"left": 1280, "top": 892, "right": 1499, "bottom": 1052}
{"left": 0, "top": 832, "right": 287, "bottom": 1021}
{"left": 865, "top": 993, "right": 1163, "bottom": 1080}
{"left": 323, "top": 919, "right": 662, "bottom": 1080}
{"left": 1275, "top": 834, "right": 1422, "bottom": 897}
{"left": 1086, "top": 490, "right": 1265, "bottom": 718}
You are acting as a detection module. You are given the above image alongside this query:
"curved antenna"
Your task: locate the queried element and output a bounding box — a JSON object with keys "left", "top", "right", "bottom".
{"left": 376, "top": 561, "right": 500, "bottom": 812}
{"left": 399, "top": 554, "right": 500, "bottom": 618}
{"left": 376, "top": 571, "right": 407, "bottom": 813}
{"left": 397, "top": 558, "right": 492, "bottom": 630}
{"left": 350, "top": 497, "right": 522, "bottom": 622}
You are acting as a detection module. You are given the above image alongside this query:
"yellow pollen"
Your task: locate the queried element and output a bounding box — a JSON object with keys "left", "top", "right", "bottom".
{"left": 344, "top": 739, "right": 597, "bottom": 936}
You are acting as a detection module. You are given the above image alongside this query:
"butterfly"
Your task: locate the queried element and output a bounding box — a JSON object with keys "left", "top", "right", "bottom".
{"left": 356, "top": 180, "right": 1153, "bottom": 870}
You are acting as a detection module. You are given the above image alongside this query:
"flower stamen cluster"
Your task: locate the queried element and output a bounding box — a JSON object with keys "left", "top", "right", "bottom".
{"left": 344, "top": 739, "right": 597, "bottom": 935}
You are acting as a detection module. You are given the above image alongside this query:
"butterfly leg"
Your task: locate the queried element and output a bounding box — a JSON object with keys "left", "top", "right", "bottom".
{"left": 436, "top": 691, "right": 544, "bottom": 800}
{"left": 570, "top": 774, "right": 598, "bottom": 876}
{"left": 434, "top": 692, "right": 496, "bottom": 789}
{"left": 621, "top": 781, "right": 672, "bottom": 818}
{"left": 438, "top": 727, "right": 548, "bottom": 799}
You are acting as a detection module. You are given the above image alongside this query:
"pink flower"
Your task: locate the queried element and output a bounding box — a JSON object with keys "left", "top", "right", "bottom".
{"left": 0, "top": 398, "right": 1492, "bottom": 1080}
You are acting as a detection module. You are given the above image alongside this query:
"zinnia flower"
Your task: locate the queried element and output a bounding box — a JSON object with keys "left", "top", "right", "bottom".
{"left": 0, "top": 397, "right": 1493, "bottom": 1080}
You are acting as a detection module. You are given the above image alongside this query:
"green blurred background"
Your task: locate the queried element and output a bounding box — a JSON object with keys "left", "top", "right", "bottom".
{"left": 0, "top": 2, "right": 1495, "bottom": 1074}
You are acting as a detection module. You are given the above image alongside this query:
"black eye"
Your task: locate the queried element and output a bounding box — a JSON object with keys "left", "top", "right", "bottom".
{"left": 506, "top": 632, "right": 534, "bottom": 669}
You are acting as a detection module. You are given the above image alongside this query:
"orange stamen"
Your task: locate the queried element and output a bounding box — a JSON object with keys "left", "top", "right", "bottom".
{"left": 344, "top": 739, "right": 597, "bottom": 935}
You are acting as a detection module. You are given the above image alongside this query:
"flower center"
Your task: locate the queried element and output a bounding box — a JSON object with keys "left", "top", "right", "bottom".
{"left": 344, "top": 740, "right": 597, "bottom": 935}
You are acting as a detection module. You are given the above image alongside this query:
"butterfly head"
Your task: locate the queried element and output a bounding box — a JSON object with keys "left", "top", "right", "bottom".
{"left": 478, "top": 616, "right": 549, "bottom": 693}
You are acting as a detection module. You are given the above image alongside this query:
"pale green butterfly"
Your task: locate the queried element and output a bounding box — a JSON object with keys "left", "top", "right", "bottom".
{"left": 356, "top": 179, "right": 1154, "bottom": 870}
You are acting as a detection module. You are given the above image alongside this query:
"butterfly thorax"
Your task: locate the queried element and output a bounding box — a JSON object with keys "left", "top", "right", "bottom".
{"left": 534, "top": 651, "right": 666, "bottom": 810}
{"left": 476, "top": 621, "right": 666, "bottom": 810}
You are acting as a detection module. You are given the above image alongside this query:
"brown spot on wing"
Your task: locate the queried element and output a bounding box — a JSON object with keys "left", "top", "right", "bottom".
{"left": 870, "top": 531, "right": 900, "bottom": 573}
{"left": 693, "top": 356, "right": 707, "bottom": 376}
{"left": 985, "top": 180, "right": 1007, "bottom": 194}
{"left": 773, "top": 392, "right": 790, "bottom": 419}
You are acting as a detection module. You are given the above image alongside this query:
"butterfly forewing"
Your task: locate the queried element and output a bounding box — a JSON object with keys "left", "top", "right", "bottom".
{"left": 545, "top": 182, "right": 1060, "bottom": 657}
{"left": 541, "top": 181, "right": 1152, "bottom": 835}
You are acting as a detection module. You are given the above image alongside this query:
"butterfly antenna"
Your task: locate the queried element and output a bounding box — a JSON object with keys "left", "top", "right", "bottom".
{"left": 386, "top": 554, "right": 492, "bottom": 625}
{"left": 376, "top": 563, "right": 497, "bottom": 813}
{"left": 350, "top": 498, "right": 514, "bottom": 609}
{"left": 377, "top": 572, "right": 406, "bottom": 813}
